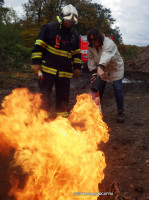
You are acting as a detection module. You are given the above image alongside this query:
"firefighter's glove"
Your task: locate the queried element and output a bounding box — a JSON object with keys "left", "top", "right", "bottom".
{"left": 31, "top": 65, "right": 41, "bottom": 76}
{"left": 73, "top": 68, "right": 81, "bottom": 79}
{"left": 91, "top": 73, "right": 97, "bottom": 84}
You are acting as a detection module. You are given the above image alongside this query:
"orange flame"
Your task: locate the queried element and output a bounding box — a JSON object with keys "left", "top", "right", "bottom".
{"left": 0, "top": 88, "right": 109, "bottom": 200}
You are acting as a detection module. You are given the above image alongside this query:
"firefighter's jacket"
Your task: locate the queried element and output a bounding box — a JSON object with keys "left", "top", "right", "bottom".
{"left": 88, "top": 37, "right": 124, "bottom": 82}
{"left": 32, "top": 22, "right": 82, "bottom": 79}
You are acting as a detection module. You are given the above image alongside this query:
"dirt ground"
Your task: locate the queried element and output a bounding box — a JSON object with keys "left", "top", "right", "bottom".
{"left": 0, "top": 68, "right": 149, "bottom": 200}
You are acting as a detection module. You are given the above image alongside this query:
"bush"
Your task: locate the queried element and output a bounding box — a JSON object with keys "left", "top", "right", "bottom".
{"left": 0, "top": 42, "right": 32, "bottom": 69}
{"left": 5, "top": 42, "right": 31, "bottom": 68}
{"left": 0, "top": 24, "right": 32, "bottom": 70}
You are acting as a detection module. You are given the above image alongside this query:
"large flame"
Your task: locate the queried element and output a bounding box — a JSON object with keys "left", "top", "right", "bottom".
{"left": 0, "top": 88, "right": 109, "bottom": 200}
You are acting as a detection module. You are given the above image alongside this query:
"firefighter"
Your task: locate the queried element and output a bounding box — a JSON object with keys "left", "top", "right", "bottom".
{"left": 87, "top": 27, "right": 125, "bottom": 123}
{"left": 31, "top": 4, "right": 81, "bottom": 117}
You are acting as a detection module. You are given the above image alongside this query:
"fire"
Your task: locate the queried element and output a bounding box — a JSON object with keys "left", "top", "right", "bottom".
{"left": 0, "top": 88, "right": 109, "bottom": 200}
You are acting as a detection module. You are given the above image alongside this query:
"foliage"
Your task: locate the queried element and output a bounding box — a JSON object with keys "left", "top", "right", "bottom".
{"left": 0, "top": 42, "right": 31, "bottom": 69}
{"left": 22, "top": 27, "right": 40, "bottom": 48}
{"left": 20, "top": 0, "right": 122, "bottom": 47}
{"left": 76, "top": 2, "right": 98, "bottom": 34}
{"left": 118, "top": 44, "right": 143, "bottom": 60}
{"left": 111, "top": 26, "right": 123, "bottom": 44}
{"left": 0, "top": 23, "right": 21, "bottom": 44}
{"left": 0, "top": 23, "right": 31, "bottom": 69}
{"left": 0, "top": 0, "right": 4, "bottom": 7}
{"left": 3, "top": 43, "right": 31, "bottom": 68}
{"left": 0, "top": 0, "right": 141, "bottom": 72}
{"left": 0, "top": 7, "right": 19, "bottom": 24}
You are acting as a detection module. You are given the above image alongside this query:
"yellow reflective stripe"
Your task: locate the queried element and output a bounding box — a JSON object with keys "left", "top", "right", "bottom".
{"left": 35, "top": 39, "right": 47, "bottom": 48}
{"left": 35, "top": 40, "right": 72, "bottom": 58}
{"left": 46, "top": 45, "right": 72, "bottom": 58}
{"left": 59, "top": 71, "right": 73, "bottom": 78}
{"left": 32, "top": 52, "right": 42, "bottom": 59}
{"left": 55, "top": 112, "right": 68, "bottom": 117}
{"left": 41, "top": 65, "right": 57, "bottom": 75}
{"left": 41, "top": 65, "right": 72, "bottom": 78}
{"left": 73, "top": 58, "right": 82, "bottom": 64}
{"left": 72, "top": 48, "right": 81, "bottom": 55}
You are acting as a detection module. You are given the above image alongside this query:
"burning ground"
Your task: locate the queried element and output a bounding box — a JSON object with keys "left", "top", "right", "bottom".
{"left": 0, "top": 87, "right": 110, "bottom": 200}
{"left": 0, "top": 65, "right": 149, "bottom": 199}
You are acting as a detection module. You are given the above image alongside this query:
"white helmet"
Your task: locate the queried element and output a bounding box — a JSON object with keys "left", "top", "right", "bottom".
{"left": 60, "top": 4, "right": 78, "bottom": 24}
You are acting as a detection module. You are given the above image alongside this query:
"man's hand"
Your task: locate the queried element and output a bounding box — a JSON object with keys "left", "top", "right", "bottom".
{"left": 97, "top": 67, "right": 104, "bottom": 80}
{"left": 73, "top": 68, "right": 81, "bottom": 79}
{"left": 31, "top": 65, "right": 41, "bottom": 76}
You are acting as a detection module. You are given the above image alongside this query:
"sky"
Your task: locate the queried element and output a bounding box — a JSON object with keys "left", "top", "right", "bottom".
{"left": 4, "top": 0, "right": 149, "bottom": 46}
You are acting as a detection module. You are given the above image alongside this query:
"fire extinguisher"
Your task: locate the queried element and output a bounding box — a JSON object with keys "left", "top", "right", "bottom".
{"left": 90, "top": 90, "right": 102, "bottom": 113}
{"left": 90, "top": 77, "right": 102, "bottom": 113}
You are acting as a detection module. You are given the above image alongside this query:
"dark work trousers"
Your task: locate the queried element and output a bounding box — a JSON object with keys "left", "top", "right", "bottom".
{"left": 39, "top": 72, "right": 70, "bottom": 114}
{"left": 97, "top": 78, "right": 124, "bottom": 112}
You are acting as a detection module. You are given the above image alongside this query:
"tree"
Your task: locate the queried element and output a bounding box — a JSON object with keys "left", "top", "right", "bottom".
{"left": 76, "top": 2, "right": 98, "bottom": 34}
{"left": 111, "top": 26, "right": 123, "bottom": 44}
{"left": 1, "top": 7, "right": 19, "bottom": 25}
{"left": 0, "top": 0, "right": 4, "bottom": 23}
{"left": 23, "top": 0, "right": 45, "bottom": 27}
{"left": 22, "top": 0, "right": 64, "bottom": 27}
{"left": 21, "top": 0, "right": 123, "bottom": 46}
{"left": 0, "top": 0, "right": 4, "bottom": 7}
{"left": 42, "top": 0, "right": 63, "bottom": 23}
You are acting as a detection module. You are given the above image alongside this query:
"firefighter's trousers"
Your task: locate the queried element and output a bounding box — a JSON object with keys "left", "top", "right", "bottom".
{"left": 39, "top": 72, "right": 70, "bottom": 117}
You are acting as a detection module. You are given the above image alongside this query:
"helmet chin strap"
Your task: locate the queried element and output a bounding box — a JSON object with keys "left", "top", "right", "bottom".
{"left": 56, "top": 16, "right": 62, "bottom": 24}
